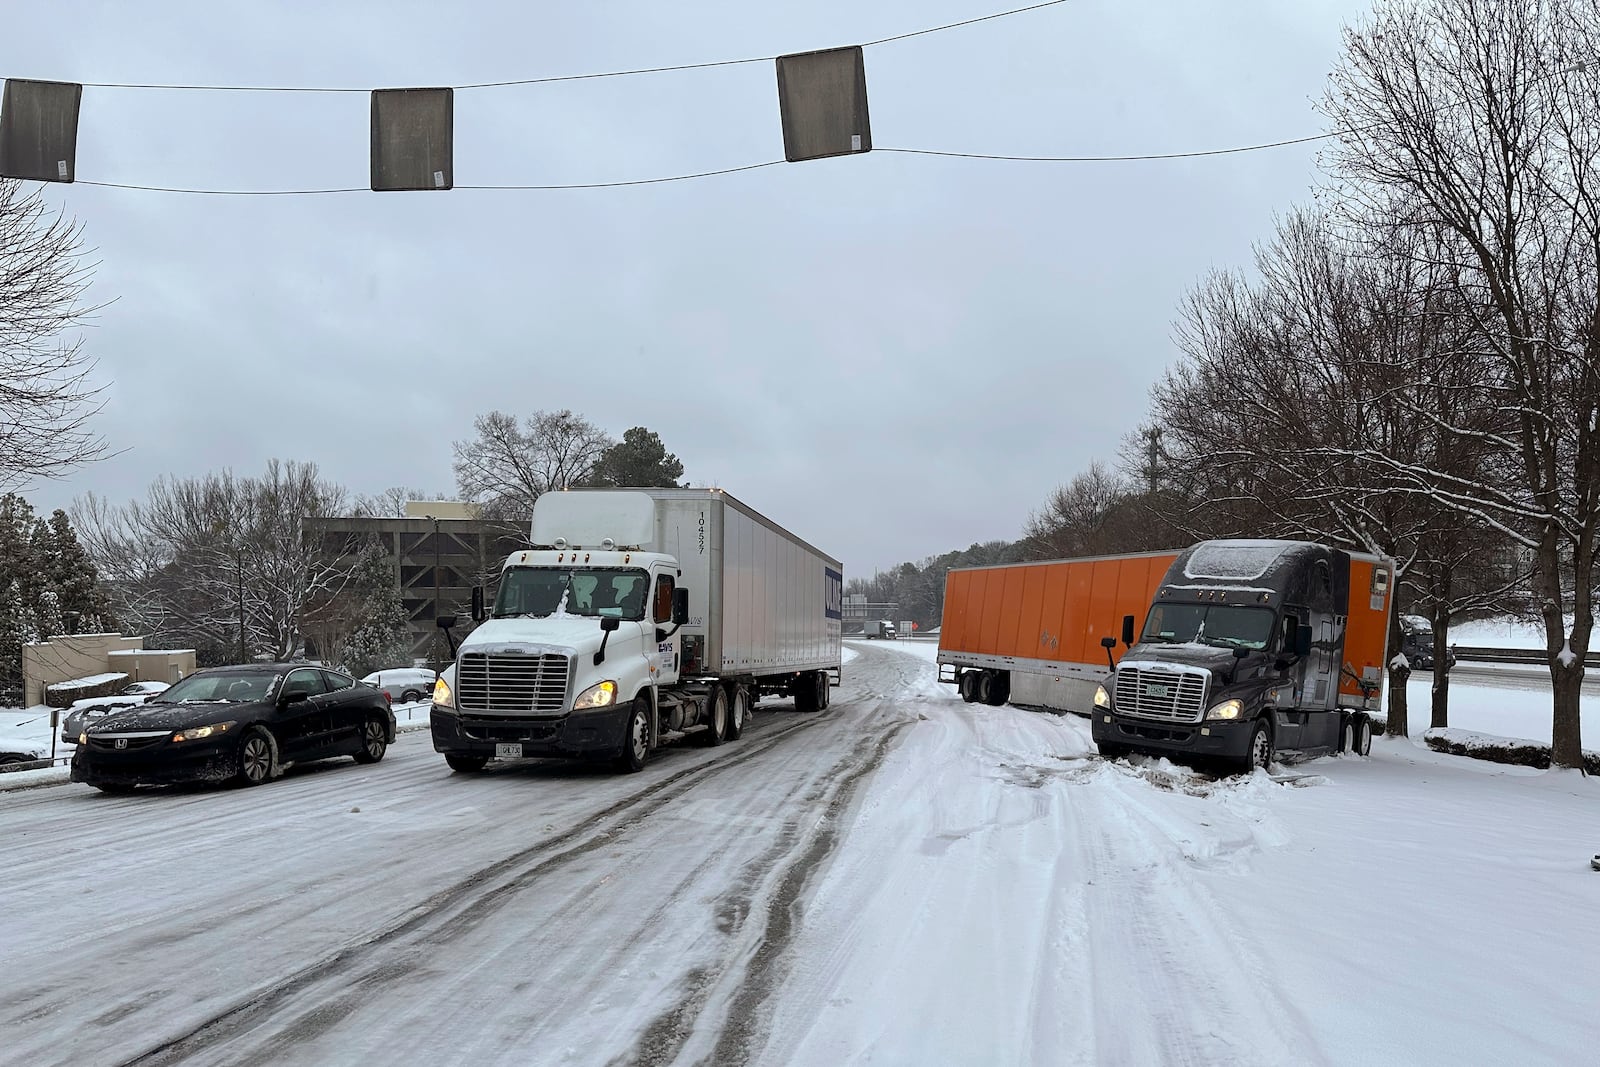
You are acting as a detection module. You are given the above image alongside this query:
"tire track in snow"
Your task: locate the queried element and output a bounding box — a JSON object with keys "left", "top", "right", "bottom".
{"left": 1065, "top": 764, "right": 1329, "bottom": 1066}
{"left": 621, "top": 705, "right": 914, "bottom": 1067}
{"left": 113, "top": 709, "right": 836, "bottom": 1067}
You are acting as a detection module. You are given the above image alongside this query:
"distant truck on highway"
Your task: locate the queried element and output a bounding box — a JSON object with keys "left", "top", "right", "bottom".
{"left": 861, "top": 620, "right": 897, "bottom": 640}
{"left": 431, "top": 489, "right": 843, "bottom": 773}
{"left": 938, "top": 539, "right": 1393, "bottom": 772}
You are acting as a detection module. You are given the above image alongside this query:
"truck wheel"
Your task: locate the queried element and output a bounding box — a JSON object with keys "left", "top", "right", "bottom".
{"left": 1239, "top": 720, "right": 1273, "bottom": 775}
{"left": 726, "top": 685, "right": 747, "bottom": 740}
{"left": 1351, "top": 714, "right": 1373, "bottom": 757}
{"left": 615, "top": 695, "right": 653, "bottom": 772}
{"left": 795, "top": 673, "right": 820, "bottom": 713}
{"left": 817, "top": 671, "right": 832, "bottom": 710}
{"left": 1341, "top": 718, "right": 1355, "bottom": 755}
{"left": 699, "top": 687, "right": 729, "bottom": 747}
{"left": 446, "top": 754, "right": 488, "bottom": 773}
{"left": 959, "top": 671, "right": 981, "bottom": 703}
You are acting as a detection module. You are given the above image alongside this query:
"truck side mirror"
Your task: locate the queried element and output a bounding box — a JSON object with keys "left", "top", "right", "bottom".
{"left": 1100, "top": 635, "right": 1117, "bottom": 671}
{"left": 1295, "top": 624, "right": 1313, "bottom": 656}
{"left": 436, "top": 614, "right": 457, "bottom": 631}
{"left": 600, "top": 616, "right": 621, "bottom": 633}
{"left": 673, "top": 588, "right": 689, "bottom": 625}
{"left": 471, "top": 586, "right": 485, "bottom": 623}
{"left": 1121, "top": 615, "right": 1136, "bottom": 646}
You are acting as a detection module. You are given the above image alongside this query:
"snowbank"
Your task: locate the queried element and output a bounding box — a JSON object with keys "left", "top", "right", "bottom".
{"left": 1424, "top": 727, "right": 1600, "bottom": 774}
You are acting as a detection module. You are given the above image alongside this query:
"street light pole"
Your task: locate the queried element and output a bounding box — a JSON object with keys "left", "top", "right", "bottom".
{"left": 429, "top": 516, "right": 441, "bottom": 663}
{"left": 237, "top": 546, "right": 246, "bottom": 663}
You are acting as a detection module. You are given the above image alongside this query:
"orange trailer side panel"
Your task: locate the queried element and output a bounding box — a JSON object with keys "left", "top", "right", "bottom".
{"left": 940, "top": 552, "right": 1178, "bottom": 666}
{"left": 1341, "top": 555, "right": 1393, "bottom": 702}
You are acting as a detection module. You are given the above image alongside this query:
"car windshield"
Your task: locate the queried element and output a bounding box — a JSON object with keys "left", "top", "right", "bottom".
{"left": 494, "top": 567, "right": 650, "bottom": 621}
{"left": 149, "top": 671, "right": 279, "bottom": 704}
{"left": 1141, "top": 604, "right": 1276, "bottom": 650}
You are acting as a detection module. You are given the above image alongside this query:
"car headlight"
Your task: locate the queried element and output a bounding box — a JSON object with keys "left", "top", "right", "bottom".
{"left": 78, "top": 731, "right": 87, "bottom": 745}
{"left": 573, "top": 681, "right": 617, "bottom": 711}
{"left": 1093, "top": 684, "right": 1112, "bottom": 709}
{"left": 172, "top": 721, "right": 236, "bottom": 742}
{"left": 1206, "top": 699, "right": 1245, "bottom": 720}
{"left": 433, "top": 676, "right": 454, "bottom": 709}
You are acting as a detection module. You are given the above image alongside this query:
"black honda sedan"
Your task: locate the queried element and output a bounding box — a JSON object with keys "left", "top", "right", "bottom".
{"left": 71, "top": 664, "right": 396, "bottom": 793}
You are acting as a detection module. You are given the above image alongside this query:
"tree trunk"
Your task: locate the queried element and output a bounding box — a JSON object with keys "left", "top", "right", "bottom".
{"left": 1431, "top": 593, "right": 1451, "bottom": 730}
{"left": 1551, "top": 662, "right": 1585, "bottom": 769}
{"left": 1385, "top": 587, "right": 1409, "bottom": 737}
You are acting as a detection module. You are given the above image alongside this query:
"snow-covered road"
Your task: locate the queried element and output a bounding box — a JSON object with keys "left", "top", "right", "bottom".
{"left": 2, "top": 643, "right": 1595, "bottom": 1066}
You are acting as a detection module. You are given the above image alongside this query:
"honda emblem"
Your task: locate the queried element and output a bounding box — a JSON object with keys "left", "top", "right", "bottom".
{"left": 114, "top": 738, "right": 128, "bottom": 750}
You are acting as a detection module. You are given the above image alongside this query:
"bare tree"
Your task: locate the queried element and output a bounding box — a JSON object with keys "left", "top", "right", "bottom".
{"left": 351, "top": 486, "right": 453, "bottom": 519}
{"left": 1323, "top": 0, "right": 1600, "bottom": 766}
{"left": 0, "top": 178, "right": 109, "bottom": 491}
{"left": 76, "top": 460, "right": 360, "bottom": 662}
{"left": 452, "top": 410, "right": 613, "bottom": 519}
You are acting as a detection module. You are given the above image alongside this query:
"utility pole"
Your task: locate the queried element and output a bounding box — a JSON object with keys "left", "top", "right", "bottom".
{"left": 1143, "top": 425, "right": 1163, "bottom": 495}
{"left": 429, "top": 516, "right": 442, "bottom": 663}
{"left": 237, "top": 546, "right": 246, "bottom": 663}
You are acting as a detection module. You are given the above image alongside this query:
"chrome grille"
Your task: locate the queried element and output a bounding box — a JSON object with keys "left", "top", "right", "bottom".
{"left": 1113, "top": 665, "right": 1208, "bottom": 722}
{"left": 457, "top": 652, "right": 572, "bottom": 714}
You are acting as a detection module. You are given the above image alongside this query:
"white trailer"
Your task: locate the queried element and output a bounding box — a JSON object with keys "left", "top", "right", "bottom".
{"left": 430, "top": 488, "right": 843, "bottom": 773}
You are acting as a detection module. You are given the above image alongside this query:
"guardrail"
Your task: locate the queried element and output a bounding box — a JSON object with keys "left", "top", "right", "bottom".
{"left": 1452, "top": 645, "right": 1600, "bottom": 666}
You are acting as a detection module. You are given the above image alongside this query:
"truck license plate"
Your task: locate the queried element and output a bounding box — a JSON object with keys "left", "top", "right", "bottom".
{"left": 1144, "top": 684, "right": 1169, "bottom": 698}
{"left": 495, "top": 743, "right": 524, "bottom": 759}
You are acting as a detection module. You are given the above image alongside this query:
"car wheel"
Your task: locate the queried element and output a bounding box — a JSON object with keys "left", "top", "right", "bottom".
{"left": 698, "top": 686, "right": 729, "bottom": 747}
{"left": 446, "top": 754, "right": 488, "bottom": 773}
{"left": 237, "top": 727, "right": 277, "bottom": 786}
{"left": 401, "top": 689, "right": 424, "bottom": 703}
{"left": 726, "top": 685, "right": 747, "bottom": 741}
{"left": 615, "top": 695, "right": 652, "bottom": 772}
{"left": 1240, "top": 720, "right": 1273, "bottom": 775}
{"left": 353, "top": 716, "right": 388, "bottom": 764}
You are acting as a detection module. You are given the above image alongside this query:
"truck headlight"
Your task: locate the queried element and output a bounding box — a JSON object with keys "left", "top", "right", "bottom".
{"left": 1206, "top": 698, "right": 1244, "bottom": 720}
{"left": 1093, "top": 685, "right": 1112, "bottom": 709}
{"left": 573, "top": 681, "right": 618, "bottom": 711}
{"left": 433, "top": 676, "right": 454, "bottom": 709}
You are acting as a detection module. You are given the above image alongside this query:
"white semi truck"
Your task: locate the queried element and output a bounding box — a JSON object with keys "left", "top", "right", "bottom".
{"left": 430, "top": 488, "right": 843, "bottom": 773}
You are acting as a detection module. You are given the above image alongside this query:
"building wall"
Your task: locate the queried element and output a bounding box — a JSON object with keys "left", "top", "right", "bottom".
{"left": 21, "top": 634, "right": 195, "bottom": 706}
{"left": 306, "top": 515, "right": 527, "bottom": 666}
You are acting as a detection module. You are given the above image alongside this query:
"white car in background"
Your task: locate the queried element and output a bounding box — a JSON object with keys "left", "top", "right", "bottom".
{"left": 360, "top": 668, "right": 438, "bottom": 704}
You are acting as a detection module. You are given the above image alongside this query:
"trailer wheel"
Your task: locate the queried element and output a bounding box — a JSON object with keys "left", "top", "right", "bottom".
{"left": 699, "top": 686, "right": 729, "bottom": 746}
{"left": 979, "top": 671, "right": 1010, "bottom": 707}
{"left": 615, "top": 695, "right": 653, "bottom": 772}
{"left": 959, "top": 671, "right": 981, "bottom": 703}
{"left": 795, "top": 672, "right": 821, "bottom": 713}
{"left": 1351, "top": 714, "right": 1373, "bottom": 757}
{"left": 726, "top": 685, "right": 747, "bottom": 740}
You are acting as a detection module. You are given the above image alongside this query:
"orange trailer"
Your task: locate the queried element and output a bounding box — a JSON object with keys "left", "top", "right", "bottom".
{"left": 936, "top": 550, "right": 1180, "bottom": 713}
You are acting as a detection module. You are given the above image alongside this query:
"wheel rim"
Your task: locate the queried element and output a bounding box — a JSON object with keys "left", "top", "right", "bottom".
{"left": 242, "top": 736, "right": 271, "bottom": 782}
{"left": 712, "top": 693, "right": 727, "bottom": 734}
{"left": 631, "top": 706, "right": 649, "bottom": 760}
{"left": 731, "top": 690, "right": 745, "bottom": 731}
{"left": 364, "top": 720, "right": 385, "bottom": 757}
{"left": 1343, "top": 723, "right": 1354, "bottom": 752}
{"left": 1251, "top": 728, "right": 1271, "bottom": 769}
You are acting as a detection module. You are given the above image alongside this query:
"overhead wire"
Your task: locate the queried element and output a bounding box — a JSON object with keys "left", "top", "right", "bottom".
{"left": 49, "top": 0, "right": 1076, "bottom": 94}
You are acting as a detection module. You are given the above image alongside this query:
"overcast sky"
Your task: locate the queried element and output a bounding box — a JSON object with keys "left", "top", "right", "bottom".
{"left": 7, "top": 0, "right": 1369, "bottom": 579}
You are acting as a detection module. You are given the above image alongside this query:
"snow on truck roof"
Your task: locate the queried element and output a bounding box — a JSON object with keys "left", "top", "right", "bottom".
{"left": 1181, "top": 539, "right": 1305, "bottom": 581}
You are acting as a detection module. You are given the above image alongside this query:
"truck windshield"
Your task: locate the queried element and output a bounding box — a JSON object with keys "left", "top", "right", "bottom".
{"left": 494, "top": 567, "right": 650, "bottom": 621}
{"left": 1141, "top": 603, "right": 1276, "bottom": 650}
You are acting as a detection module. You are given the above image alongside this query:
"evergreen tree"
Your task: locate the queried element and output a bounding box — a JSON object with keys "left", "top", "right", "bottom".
{"left": 0, "top": 579, "right": 38, "bottom": 703}
{"left": 589, "top": 427, "right": 685, "bottom": 488}
{"left": 44, "top": 509, "right": 107, "bottom": 631}
{"left": 339, "top": 546, "right": 411, "bottom": 678}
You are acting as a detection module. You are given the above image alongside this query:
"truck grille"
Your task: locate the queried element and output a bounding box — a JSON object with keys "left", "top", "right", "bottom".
{"left": 457, "top": 652, "right": 572, "bottom": 715}
{"left": 1114, "top": 665, "right": 1208, "bottom": 722}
